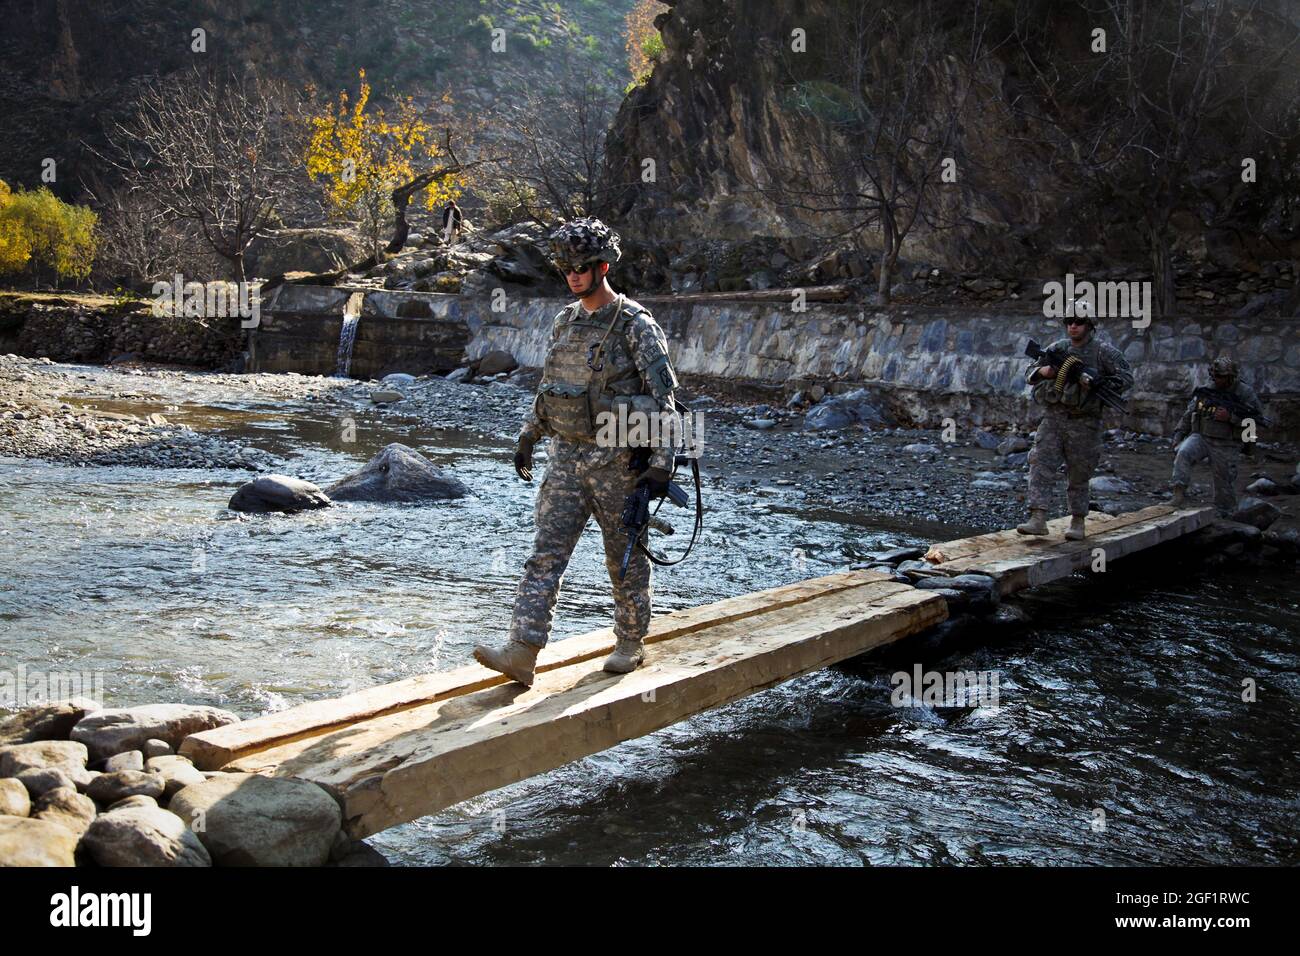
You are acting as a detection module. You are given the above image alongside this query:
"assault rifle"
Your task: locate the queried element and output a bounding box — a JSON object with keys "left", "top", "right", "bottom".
{"left": 619, "top": 478, "right": 691, "bottom": 581}
{"left": 1024, "top": 339, "right": 1128, "bottom": 412}
{"left": 1192, "top": 386, "right": 1272, "bottom": 429}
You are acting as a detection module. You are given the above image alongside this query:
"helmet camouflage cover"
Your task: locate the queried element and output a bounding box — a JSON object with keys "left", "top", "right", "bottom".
{"left": 548, "top": 217, "right": 622, "bottom": 267}
{"left": 1210, "top": 356, "right": 1238, "bottom": 380}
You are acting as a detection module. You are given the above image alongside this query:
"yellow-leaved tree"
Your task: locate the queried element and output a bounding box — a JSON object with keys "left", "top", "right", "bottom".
{"left": 305, "top": 71, "right": 468, "bottom": 259}
{"left": 0, "top": 179, "right": 98, "bottom": 285}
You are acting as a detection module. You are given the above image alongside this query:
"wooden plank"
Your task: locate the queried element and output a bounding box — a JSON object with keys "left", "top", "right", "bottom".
{"left": 922, "top": 506, "right": 1171, "bottom": 566}
{"left": 223, "top": 580, "right": 946, "bottom": 838}
{"left": 182, "top": 568, "right": 894, "bottom": 770}
{"left": 931, "top": 507, "right": 1214, "bottom": 594}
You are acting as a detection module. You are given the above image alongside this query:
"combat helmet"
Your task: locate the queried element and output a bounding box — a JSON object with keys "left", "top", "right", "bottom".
{"left": 548, "top": 217, "right": 622, "bottom": 272}
{"left": 1210, "top": 356, "right": 1238, "bottom": 381}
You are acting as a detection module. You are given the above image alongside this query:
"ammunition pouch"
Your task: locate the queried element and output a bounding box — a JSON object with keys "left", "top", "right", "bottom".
{"left": 538, "top": 382, "right": 596, "bottom": 440}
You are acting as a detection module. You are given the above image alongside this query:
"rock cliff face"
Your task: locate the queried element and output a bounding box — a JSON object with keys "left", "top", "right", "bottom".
{"left": 602, "top": 0, "right": 1300, "bottom": 282}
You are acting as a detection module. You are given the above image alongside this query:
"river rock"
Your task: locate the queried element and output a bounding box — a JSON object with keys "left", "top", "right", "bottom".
{"left": 103, "top": 750, "right": 144, "bottom": 773}
{"left": 326, "top": 442, "right": 469, "bottom": 503}
{"left": 744, "top": 418, "right": 777, "bottom": 430}
{"left": 228, "top": 474, "right": 332, "bottom": 514}
{"left": 1246, "top": 477, "right": 1281, "bottom": 496}
{"left": 141, "top": 739, "right": 173, "bottom": 758}
{"left": 0, "top": 778, "right": 30, "bottom": 817}
{"left": 998, "top": 435, "right": 1031, "bottom": 455}
{"left": 1005, "top": 451, "right": 1030, "bottom": 467}
{"left": 476, "top": 350, "right": 518, "bottom": 376}
{"left": 332, "top": 842, "right": 391, "bottom": 867}
{"left": 381, "top": 373, "right": 416, "bottom": 387}
{"left": 803, "top": 388, "right": 889, "bottom": 431}
{"left": 0, "top": 740, "right": 88, "bottom": 776}
{"left": 71, "top": 703, "right": 241, "bottom": 762}
{"left": 902, "top": 443, "right": 942, "bottom": 455}
{"left": 1230, "top": 496, "right": 1281, "bottom": 530}
{"left": 1089, "top": 475, "right": 1134, "bottom": 494}
{"left": 370, "top": 389, "right": 404, "bottom": 403}
{"left": 107, "top": 794, "right": 159, "bottom": 813}
{"left": 445, "top": 366, "right": 472, "bottom": 383}
{"left": 16, "top": 767, "right": 76, "bottom": 800}
{"left": 82, "top": 806, "right": 212, "bottom": 867}
{"left": 168, "top": 774, "right": 342, "bottom": 866}
{"left": 0, "top": 699, "right": 100, "bottom": 745}
{"left": 87, "top": 770, "right": 166, "bottom": 805}
{"left": 973, "top": 430, "right": 1001, "bottom": 450}
{"left": 33, "top": 787, "right": 97, "bottom": 838}
{"left": 871, "top": 546, "right": 928, "bottom": 564}
{"left": 0, "top": 816, "right": 79, "bottom": 866}
{"left": 145, "top": 755, "right": 206, "bottom": 799}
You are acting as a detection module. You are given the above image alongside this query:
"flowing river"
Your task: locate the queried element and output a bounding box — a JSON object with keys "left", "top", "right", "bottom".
{"left": 1, "top": 365, "right": 1296, "bottom": 866}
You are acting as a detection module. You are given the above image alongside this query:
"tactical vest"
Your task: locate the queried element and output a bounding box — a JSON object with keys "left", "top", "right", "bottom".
{"left": 537, "top": 294, "right": 647, "bottom": 442}
{"left": 1036, "top": 336, "right": 1104, "bottom": 415}
{"left": 1193, "top": 383, "right": 1244, "bottom": 441}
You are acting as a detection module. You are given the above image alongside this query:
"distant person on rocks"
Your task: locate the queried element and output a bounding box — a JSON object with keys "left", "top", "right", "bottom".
{"left": 1169, "top": 356, "right": 1264, "bottom": 515}
{"left": 1017, "top": 313, "right": 1133, "bottom": 541}
{"left": 441, "top": 199, "right": 463, "bottom": 245}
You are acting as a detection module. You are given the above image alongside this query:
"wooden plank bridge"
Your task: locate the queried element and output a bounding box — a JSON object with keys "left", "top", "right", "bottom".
{"left": 181, "top": 505, "right": 1213, "bottom": 839}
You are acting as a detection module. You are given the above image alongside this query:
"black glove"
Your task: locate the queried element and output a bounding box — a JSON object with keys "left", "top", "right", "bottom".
{"left": 514, "top": 438, "right": 535, "bottom": 481}
{"left": 636, "top": 466, "right": 672, "bottom": 498}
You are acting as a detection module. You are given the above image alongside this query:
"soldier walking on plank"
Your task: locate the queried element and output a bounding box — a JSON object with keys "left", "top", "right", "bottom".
{"left": 472, "top": 218, "right": 681, "bottom": 686}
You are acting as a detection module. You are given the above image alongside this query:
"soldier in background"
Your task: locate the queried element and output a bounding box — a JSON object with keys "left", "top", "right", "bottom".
{"left": 1169, "top": 356, "right": 1263, "bottom": 515}
{"left": 471, "top": 218, "right": 679, "bottom": 687}
{"left": 441, "top": 199, "right": 463, "bottom": 245}
{"left": 1016, "top": 315, "right": 1134, "bottom": 541}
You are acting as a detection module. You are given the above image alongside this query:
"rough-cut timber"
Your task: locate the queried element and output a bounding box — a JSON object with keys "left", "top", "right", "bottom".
{"left": 922, "top": 506, "right": 1215, "bottom": 592}
{"left": 219, "top": 578, "right": 945, "bottom": 838}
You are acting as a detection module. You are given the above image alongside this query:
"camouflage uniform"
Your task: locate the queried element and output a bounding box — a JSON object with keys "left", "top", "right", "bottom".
{"left": 1170, "top": 379, "right": 1262, "bottom": 515}
{"left": 1025, "top": 331, "right": 1134, "bottom": 517}
{"left": 509, "top": 294, "right": 679, "bottom": 649}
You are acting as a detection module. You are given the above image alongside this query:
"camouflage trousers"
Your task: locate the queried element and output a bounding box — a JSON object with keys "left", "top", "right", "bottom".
{"left": 1172, "top": 433, "right": 1238, "bottom": 515}
{"left": 1026, "top": 411, "right": 1102, "bottom": 517}
{"left": 508, "top": 444, "right": 651, "bottom": 649}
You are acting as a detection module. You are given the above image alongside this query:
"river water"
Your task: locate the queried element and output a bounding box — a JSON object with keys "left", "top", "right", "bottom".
{"left": 1, "top": 368, "right": 1296, "bottom": 866}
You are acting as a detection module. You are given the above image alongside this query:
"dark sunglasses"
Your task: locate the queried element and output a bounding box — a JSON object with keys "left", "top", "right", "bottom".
{"left": 1065, "top": 318, "right": 1089, "bottom": 326}
{"left": 553, "top": 260, "right": 595, "bottom": 276}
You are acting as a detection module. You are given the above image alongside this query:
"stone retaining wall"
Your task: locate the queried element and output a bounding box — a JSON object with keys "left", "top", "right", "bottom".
{"left": 234, "top": 286, "right": 1300, "bottom": 440}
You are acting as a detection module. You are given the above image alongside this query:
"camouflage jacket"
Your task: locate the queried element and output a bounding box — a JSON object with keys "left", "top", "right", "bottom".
{"left": 1026, "top": 332, "right": 1133, "bottom": 420}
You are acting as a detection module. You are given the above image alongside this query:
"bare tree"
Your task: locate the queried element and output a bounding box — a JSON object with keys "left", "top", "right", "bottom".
{"left": 761, "top": 0, "right": 989, "bottom": 303}
{"left": 1012, "top": 0, "right": 1300, "bottom": 315}
{"left": 94, "top": 67, "right": 306, "bottom": 283}
{"left": 496, "top": 62, "right": 620, "bottom": 224}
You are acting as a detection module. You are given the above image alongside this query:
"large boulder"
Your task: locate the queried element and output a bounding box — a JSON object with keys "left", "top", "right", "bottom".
{"left": 0, "top": 816, "right": 79, "bottom": 866}
{"left": 475, "top": 350, "right": 518, "bottom": 377}
{"left": 244, "top": 227, "right": 368, "bottom": 278}
{"left": 70, "top": 704, "right": 240, "bottom": 763}
{"left": 82, "top": 806, "right": 212, "bottom": 867}
{"left": 16, "top": 767, "right": 76, "bottom": 800}
{"left": 32, "top": 787, "right": 97, "bottom": 839}
{"left": 0, "top": 740, "right": 88, "bottom": 777}
{"left": 228, "top": 475, "right": 332, "bottom": 514}
{"left": 803, "top": 388, "right": 891, "bottom": 431}
{"left": 0, "top": 699, "right": 100, "bottom": 745}
{"left": 168, "top": 774, "right": 341, "bottom": 867}
{"left": 326, "top": 442, "right": 469, "bottom": 503}
{"left": 144, "top": 755, "right": 206, "bottom": 800}
{"left": 87, "top": 771, "right": 166, "bottom": 806}
{"left": 1230, "top": 496, "right": 1282, "bottom": 531}
{"left": 0, "top": 778, "right": 30, "bottom": 817}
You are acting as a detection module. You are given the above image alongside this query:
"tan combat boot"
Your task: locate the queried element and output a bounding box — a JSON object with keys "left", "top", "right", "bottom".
{"left": 472, "top": 640, "right": 539, "bottom": 687}
{"left": 1064, "top": 515, "right": 1087, "bottom": 541}
{"left": 1170, "top": 484, "right": 1186, "bottom": 508}
{"left": 603, "top": 637, "right": 646, "bottom": 674}
{"left": 1016, "top": 509, "right": 1049, "bottom": 536}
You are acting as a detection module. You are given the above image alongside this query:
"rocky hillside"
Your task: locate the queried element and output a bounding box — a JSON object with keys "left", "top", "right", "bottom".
{"left": 0, "top": 0, "right": 636, "bottom": 202}
{"left": 602, "top": 0, "right": 1300, "bottom": 300}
